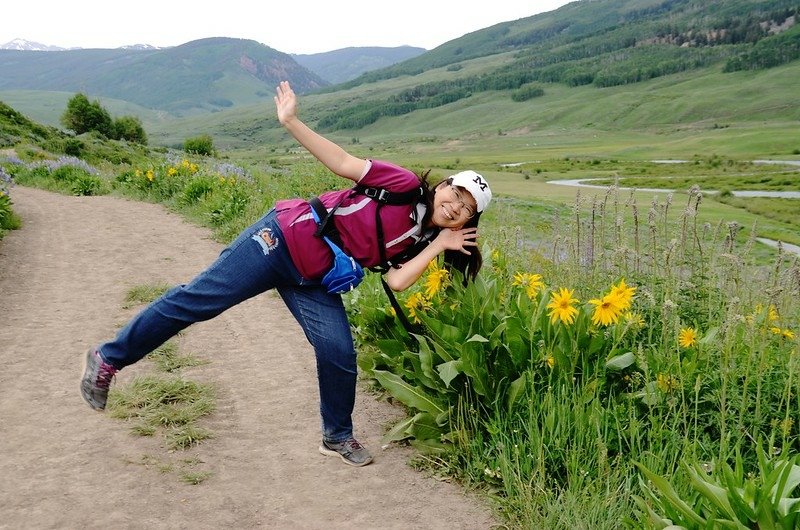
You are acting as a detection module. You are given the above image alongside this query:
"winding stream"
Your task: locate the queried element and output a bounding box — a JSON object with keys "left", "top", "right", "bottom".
{"left": 540, "top": 160, "right": 800, "bottom": 255}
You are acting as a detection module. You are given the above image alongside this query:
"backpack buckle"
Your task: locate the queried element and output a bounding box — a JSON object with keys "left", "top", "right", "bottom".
{"left": 364, "top": 187, "right": 389, "bottom": 202}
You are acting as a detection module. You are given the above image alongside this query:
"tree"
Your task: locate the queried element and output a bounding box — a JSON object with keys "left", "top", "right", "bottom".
{"left": 61, "top": 93, "right": 113, "bottom": 137}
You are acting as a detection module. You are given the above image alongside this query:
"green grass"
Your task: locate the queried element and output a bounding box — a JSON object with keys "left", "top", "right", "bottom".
{"left": 123, "top": 283, "right": 171, "bottom": 308}
{"left": 148, "top": 342, "right": 208, "bottom": 373}
{"left": 107, "top": 375, "right": 215, "bottom": 447}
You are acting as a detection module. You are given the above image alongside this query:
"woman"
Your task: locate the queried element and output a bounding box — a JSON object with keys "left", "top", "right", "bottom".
{"left": 81, "top": 81, "right": 492, "bottom": 467}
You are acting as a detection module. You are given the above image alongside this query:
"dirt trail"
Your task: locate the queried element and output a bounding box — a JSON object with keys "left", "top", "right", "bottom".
{"left": 0, "top": 187, "right": 498, "bottom": 529}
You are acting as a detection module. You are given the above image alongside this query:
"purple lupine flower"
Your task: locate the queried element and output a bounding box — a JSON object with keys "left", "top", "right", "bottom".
{"left": 31, "top": 156, "right": 99, "bottom": 175}
{"left": 165, "top": 152, "right": 184, "bottom": 166}
{"left": 216, "top": 162, "right": 252, "bottom": 183}
{"left": 0, "top": 165, "right": 14, "bottom": 194}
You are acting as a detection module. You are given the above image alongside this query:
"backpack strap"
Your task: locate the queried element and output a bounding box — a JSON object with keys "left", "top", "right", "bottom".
{"left": 309, "top": 196, "right": 344, "bottom": 249}
{"left": 353, "top": 184, "right": 424, "bottom": 206}
{"left": 381, "top": 277, "right": 420, "bottom": 334}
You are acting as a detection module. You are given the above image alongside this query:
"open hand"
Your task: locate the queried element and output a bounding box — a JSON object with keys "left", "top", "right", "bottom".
{"left": 274, "top": 81, "right": 297, "bottom": 125}
{"left": 436, "top": 227, "right": 478, "bottom": 255}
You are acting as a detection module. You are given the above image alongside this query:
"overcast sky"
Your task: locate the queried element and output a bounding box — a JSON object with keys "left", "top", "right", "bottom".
{"left": 2, "top": 0, "right": 573, "bottom": 54}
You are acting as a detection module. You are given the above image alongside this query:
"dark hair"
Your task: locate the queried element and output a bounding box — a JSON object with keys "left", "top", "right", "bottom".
{"left": 418, "top": 173, "right": 483, "bottom": 282}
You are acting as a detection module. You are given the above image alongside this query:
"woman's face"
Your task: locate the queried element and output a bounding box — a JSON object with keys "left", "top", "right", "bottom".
{"left": 430, "top": 181, "right": 478, "bottom": 228}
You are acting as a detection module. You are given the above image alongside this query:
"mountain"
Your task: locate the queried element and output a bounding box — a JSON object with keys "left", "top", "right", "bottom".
{"left": 0, "top": 39, "right": 66, "bottom": 51}
{"left": 292, "top": 46, "right": 426, "bottom": 84}
{"left": 0, "top": 38, "right": 328, "bottom": 115}
{"left": 2, "top": 0, "right": 799, "bottom": 151}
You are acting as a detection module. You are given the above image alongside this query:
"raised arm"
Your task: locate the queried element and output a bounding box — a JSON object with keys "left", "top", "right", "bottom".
{"left": 274, "top": 81, "right": 367, "bottom": 182}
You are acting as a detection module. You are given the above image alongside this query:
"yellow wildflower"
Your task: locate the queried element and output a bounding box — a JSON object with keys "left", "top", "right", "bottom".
{"left": 782, "top": 329, "right": 796, "bottom": 340}
{"left": 404, "top": 292, "right": 431, "bottom": 324}
{"left": 512, "top": 272, "right": 544, "bottom": 300}
{"left": 768, "top": 305, "right": 779, "bottom": 322}
{"left": 656, "top": 373, "right": 680, "bottom": 393}
{"left": 545, "top": 355, "right": 555, "bottom": 369}
{"left": 491, "top": 249, "right": 500, "bottom": 261}
{"left": 547, "top": 287, "right": 580, "bottom": 326}
{"left": 679, "top": 327, "right": 698, "bottom": 348}
{"left": 135, "top": 169, "right": 142, "bottom": 177}
{"left": 190, "top": 163, "right": 199, "bottom": 173}
{"left": 424, "top": 266, "right": 450, "bottom": 298}
{"left": 588, "top": 293, "right": 623, "bottom": 326}
{"left": 146, "top": 170, "right": 154, "bottom": 182}
{"left": 167, "top": 167, "right": 177, "bottom": 176}
{"left": 624, "top": 312, "right": 645, "bottom": 328}
{"left": 182, "top": 159, "right": 190, "bottom": 168}
{"left": 610, "top": 278, "right": 636, "bottom": 311}
{"left": 770, "top": 326, "right": 783, "bottom": 335}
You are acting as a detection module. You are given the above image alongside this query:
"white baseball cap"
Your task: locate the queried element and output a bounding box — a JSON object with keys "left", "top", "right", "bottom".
{"left": 450, "top": 170, "right": 492, "bottom": 213}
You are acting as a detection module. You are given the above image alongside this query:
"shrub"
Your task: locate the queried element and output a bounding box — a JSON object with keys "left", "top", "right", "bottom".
{"left": 63, "top": 138, "right": 84, "bottom": 157}
{"left": 113, "top": 115, "right": 148, "bottom": 145}
{"left": 184, "top": 135, "right": 215, "bottom": 156}
{"left": 70, "top": 174, "right": 104, "bottom": 196}
{"left": 181, "top": 176, "right": 215, "bottom": 204}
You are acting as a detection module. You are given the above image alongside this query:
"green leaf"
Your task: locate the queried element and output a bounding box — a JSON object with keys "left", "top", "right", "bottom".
{"left": 686, "top": 464, "right": 737, "bottom": 521}
{"left": 413, "top": 335, "right": 437, "bottom": 383}
{"left": 381, "top": 415, "right": 418, "bottom": 443}
{"left": 772, "top": 460, "right": 800, "bottom": 505}
{"left": 631, "top": 494, "right": 675, "bottom": 529}
{"left": 587, "top": 333, "right": 606, "bottom": 355}
{"left": 407, "top": 412, "right": 441, "bottom": 441}
{"left": 375, "top": 339, "right": 404, "bottom": 357}
{"left": 488, "top": 320, "right": 507, "bottom": 350}
{"left": 372, "top": 370, "right": 446, "bottom": 416}
{"left": 507, "top": 372, "right": 528, "bottom": 411}
{"left": 460, "top": 341, "right": 488, "bottom": 396}
{"left": 698, "top": 327, "right": 719, "bottom": 345}
{"left": 502, "top": 316, "right": 528, "bottom": 368}
{"left": 634, "top": 462, "right": 707, "bottom": 526}
{"left": 605, "top": 351, "right": 635, "bottom": 371}
{"left": 437, "top": 360, "right": 462, "bottom": 388}
{"left": 467, "top": 334, "right": 489, "bottom": 343}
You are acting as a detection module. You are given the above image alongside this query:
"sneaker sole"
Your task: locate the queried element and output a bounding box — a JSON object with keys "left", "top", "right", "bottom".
{"left": 80, "top": 348, "right": 106, "bottom": 412}
{"left": 318, "top": 445, "right": 373, "bottom": 467}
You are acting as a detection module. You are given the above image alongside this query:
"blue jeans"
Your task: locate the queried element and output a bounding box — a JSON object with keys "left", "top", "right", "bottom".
{"left": 99, "top": 209, "right": 358, "bottom": 443}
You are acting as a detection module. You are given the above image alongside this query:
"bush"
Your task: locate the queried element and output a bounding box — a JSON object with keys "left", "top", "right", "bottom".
{"left": 113, "top": 116, "right": 148, "bottom": 145}
{"left": 70, "top": 174, "right": 104, "bottom": 196}
{"left": 63, "top": 138, "right": 84, "bottom": 157}
{"left": 181, "top": 176, "right": 215, "bottom": 204}
{"left": 511, "top": 84, "right": 545, "bottom": 102}
{"left": 184, "top": 135, "right": 215, "bottom": 156}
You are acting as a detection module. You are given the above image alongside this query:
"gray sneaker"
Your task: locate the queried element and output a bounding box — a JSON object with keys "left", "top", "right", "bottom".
{"left": 319, "top": 438, "right": 373, "bottom": 467}
{"left": 80, "top": 348, "right": 117, "bottom": 410}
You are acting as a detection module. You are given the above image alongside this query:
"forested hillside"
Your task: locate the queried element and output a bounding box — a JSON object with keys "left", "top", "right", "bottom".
{"left": 319, "top": 0, "right": 799, "bottom": 131}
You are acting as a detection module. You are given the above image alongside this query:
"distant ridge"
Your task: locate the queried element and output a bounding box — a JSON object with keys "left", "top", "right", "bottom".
{"left": 292, "top": 46, "right": 426, "bottom": 84}
{"left": 0, "top": 38, "right": 67, "bottom": 51}
{"left": 0, "top": 38, "right": 164, "bottom": 52}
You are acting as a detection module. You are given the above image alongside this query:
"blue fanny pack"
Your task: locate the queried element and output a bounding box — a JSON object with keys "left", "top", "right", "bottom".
{"left": 309, "top": 201, "right": 364, "bottom": 294}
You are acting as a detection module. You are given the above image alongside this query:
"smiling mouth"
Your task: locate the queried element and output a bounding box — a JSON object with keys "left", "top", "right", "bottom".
{"left": 442, "top": 205, "right": 455, "bottom": 220}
